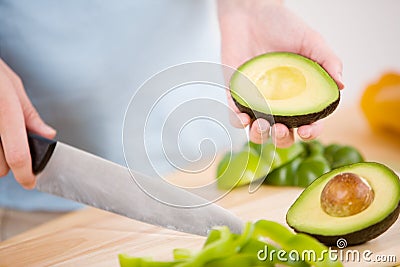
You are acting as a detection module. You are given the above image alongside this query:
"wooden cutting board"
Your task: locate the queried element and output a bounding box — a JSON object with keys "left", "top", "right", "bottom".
{"left": 0, "top": 106, "right": 399, "bottom": 267}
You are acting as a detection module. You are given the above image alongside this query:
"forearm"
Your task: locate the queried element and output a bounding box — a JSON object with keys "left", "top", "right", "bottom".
{"left": 217, "top": 0, "right": 283, "bottom": 20}
{"left": 217, "top": 0, "right": 285, "bottom": 52}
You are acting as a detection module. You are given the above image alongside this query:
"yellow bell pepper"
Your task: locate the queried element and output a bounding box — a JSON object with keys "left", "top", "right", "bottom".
{"left": 361, "top": 72, "right": 400, "bottom": 135}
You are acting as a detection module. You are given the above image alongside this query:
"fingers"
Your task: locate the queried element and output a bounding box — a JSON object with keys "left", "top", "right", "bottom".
{"left": 0, "top": 73, "right": 35, "bottom": 189}
{"left": 250, "top": 121, "right": 322, "bottom": 146}
{"left": 270, "top": 121, "right": 323, "bottom": 148}
{"left": 0, "top": 60, "right": 56, "bottom": 139}
{"left": 0, "top": 59, "right": 56, "bottom": 189}
{"left": 226, "top": 89, "right": 252, "bottom": 128}
{"left": 0, "top": 142, "right": 10, "bottom": 177}
{"left": 319, "top": 50, "right": 344, "bottom": 90}
{"left": 297, "top": 121, "right": 324, "bottom": 141}
{"left": 230, "top": 112, "right": 251, "bottom": 129}
{"left": 249, "top": 119, "right": 270, "bottom": 144}
{"left": 271, "top": 123, "right": 294, "bottom": 148}
{"left": 302, "top": 31, "right": 344, "bottom": 89}
{"left": 241, "top": 117, "right": 323, "bottom": 147}
{"left": 22, "top": 100, "right": 56, "bottom": 139}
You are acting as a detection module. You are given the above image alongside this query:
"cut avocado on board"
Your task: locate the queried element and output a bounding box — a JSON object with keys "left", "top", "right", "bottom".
{"left": 286, "top": 162, "right": 400, "bottom": 246}
{"left": 230, "top": 52, "right": 340, "bottom": 128}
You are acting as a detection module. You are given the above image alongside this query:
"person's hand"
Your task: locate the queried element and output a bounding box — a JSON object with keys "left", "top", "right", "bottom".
{"left": 218, "top": 0, "right": 344, "bottom": 147}
{"left": 0, "top": 59, "right": 56, "bottom": 189}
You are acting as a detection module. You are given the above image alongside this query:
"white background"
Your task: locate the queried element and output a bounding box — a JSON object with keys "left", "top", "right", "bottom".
{"left": 286, "top": 0, "right": 400, "bottom": 106}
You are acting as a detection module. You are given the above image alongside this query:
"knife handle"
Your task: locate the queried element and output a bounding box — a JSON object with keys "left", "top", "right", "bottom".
{"left": 0, "top": 133, "right": 56, "bottom": 175}
{"left": 27, "top": 133, "right": 57, "bottom": 174}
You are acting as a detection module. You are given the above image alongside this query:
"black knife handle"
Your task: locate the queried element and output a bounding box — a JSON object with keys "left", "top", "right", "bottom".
{"left": 27, "top": 133, "right": 57, "bottom": 174}
{"left": 0, "top": 133, "right": 56, "bottom": 174}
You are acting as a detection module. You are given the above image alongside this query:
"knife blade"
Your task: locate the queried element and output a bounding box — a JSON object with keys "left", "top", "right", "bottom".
{"left": 27, "top": 133, "right": 243, "bottom": 236}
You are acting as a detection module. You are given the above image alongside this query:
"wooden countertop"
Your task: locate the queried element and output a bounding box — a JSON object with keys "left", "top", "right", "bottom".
{"left": 1, "top": 106, "right": 399, "bottom": 267}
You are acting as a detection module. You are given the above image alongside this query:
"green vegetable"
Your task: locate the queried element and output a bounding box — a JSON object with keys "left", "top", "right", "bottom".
{"left": 252, "top": 220, "right": 340, "bottom": 267}
{"left": 251, "top": 141, "right": 305, "bottom": 171}
{"left": 294, "top": 155, "right": 331, "bottom": 187}
{"left": 216, "top": 146, "right": 267, "bottom": 190}
{"left": 324, "top": 144, "right": 364, "bottom": 169}
{"left": 266, "top": 141, "right": 364, "bottom": 187}
{"left": 264, "top": 157, "right": 303, "bottom": 186}
{"left": 264, "top": 155, "right": 330, "bottom": 187}
{"left": 173, "top": 249, "right": 193, "bottom": 260}
{"left": 217, "top": 139, "right": 364, "bottom": 188}
{"left": 119, "top": 220, "right": 342, "bottom": 267}
{"left": 265, "top": 141, "right": 330, "bottom": 187}
{"left": 217, "top": 141, "right": 305, "bottom": 189}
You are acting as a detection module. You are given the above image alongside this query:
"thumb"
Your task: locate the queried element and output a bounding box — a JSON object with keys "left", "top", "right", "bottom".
{"left": 17, "top": 88, "right": 57, "bottom": 139}
{"left": 0, "top": 60, "right": 57, "bottom": 139}
{"left": 23, "top": 102, "right": 56, "bottom": 139}
{"left": 302, "top": 31, "right": 344, "bottom": 89}
{"left": 319, "top": 52, "right": 344, "bottom": 90}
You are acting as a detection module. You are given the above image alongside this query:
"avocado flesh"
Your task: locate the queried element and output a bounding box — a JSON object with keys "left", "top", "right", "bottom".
{"left": 230, "top": 52, "right": 340, "bottom": 128}
{"left": 286, "top": 162, "right": 400, "bottom": 246}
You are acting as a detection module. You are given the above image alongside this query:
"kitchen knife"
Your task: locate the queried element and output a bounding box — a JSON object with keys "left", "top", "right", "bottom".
{"left": 27, "top": 133, "right": 243, "bottom": 236}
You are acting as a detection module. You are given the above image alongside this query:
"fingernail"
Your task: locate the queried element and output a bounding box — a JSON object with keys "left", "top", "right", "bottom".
{"left": 337, "top": 72, "right": 344, "bottom": 89}
{"left": 42, "top": 124, "right": 56, "bottom": 135}
{"left": 22, "top": 180, "right": 36, "bottom": 190}
{"left": 256, "top": 120, "right": 269, "bottom": 134}
{"left": 300, "top": 129, "right": 311, "bottom": 139}
{"left": 238, "top": 114, "right": 249, "bottom": 126}
{"left": 276, "top": 129, "right": 287, "bottom": 139}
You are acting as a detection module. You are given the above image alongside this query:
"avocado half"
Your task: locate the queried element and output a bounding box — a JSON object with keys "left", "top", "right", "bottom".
{"left": 286, "top": 162, "right": 400, "bottom": 246}
{"left": 230, "top": 52, "right": 340, "bottom": 128}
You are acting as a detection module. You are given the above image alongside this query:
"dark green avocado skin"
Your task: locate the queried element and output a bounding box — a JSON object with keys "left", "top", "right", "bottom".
{"left": 293, "top": 202, "right": 400, "bottom": 246}
{"left": 232, "top": 93, "right": 340, "bottom": 128}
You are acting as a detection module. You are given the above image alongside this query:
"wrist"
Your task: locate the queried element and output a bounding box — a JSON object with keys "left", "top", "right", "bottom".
{"left": 217, "top": 0, "right": 283, "bottom": 15}
{"left": 217, "top": 0, "right": 283, "bottom": 26}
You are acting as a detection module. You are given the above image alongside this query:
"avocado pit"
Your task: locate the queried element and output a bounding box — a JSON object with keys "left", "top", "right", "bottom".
{"left": 320, "top": 172, "right": 374, "bottom": 217}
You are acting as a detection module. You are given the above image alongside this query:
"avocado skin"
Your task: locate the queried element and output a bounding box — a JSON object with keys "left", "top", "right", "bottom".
{"left": 232, "top": 93, "right": 340, "bottom": 128}
{"left": 293, "top": 202, "right": 400, "bottom": 246}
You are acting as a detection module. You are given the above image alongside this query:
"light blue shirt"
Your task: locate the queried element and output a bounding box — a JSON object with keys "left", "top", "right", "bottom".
{"left": 0, "top": 0, "right": 242, "bottom": 211}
